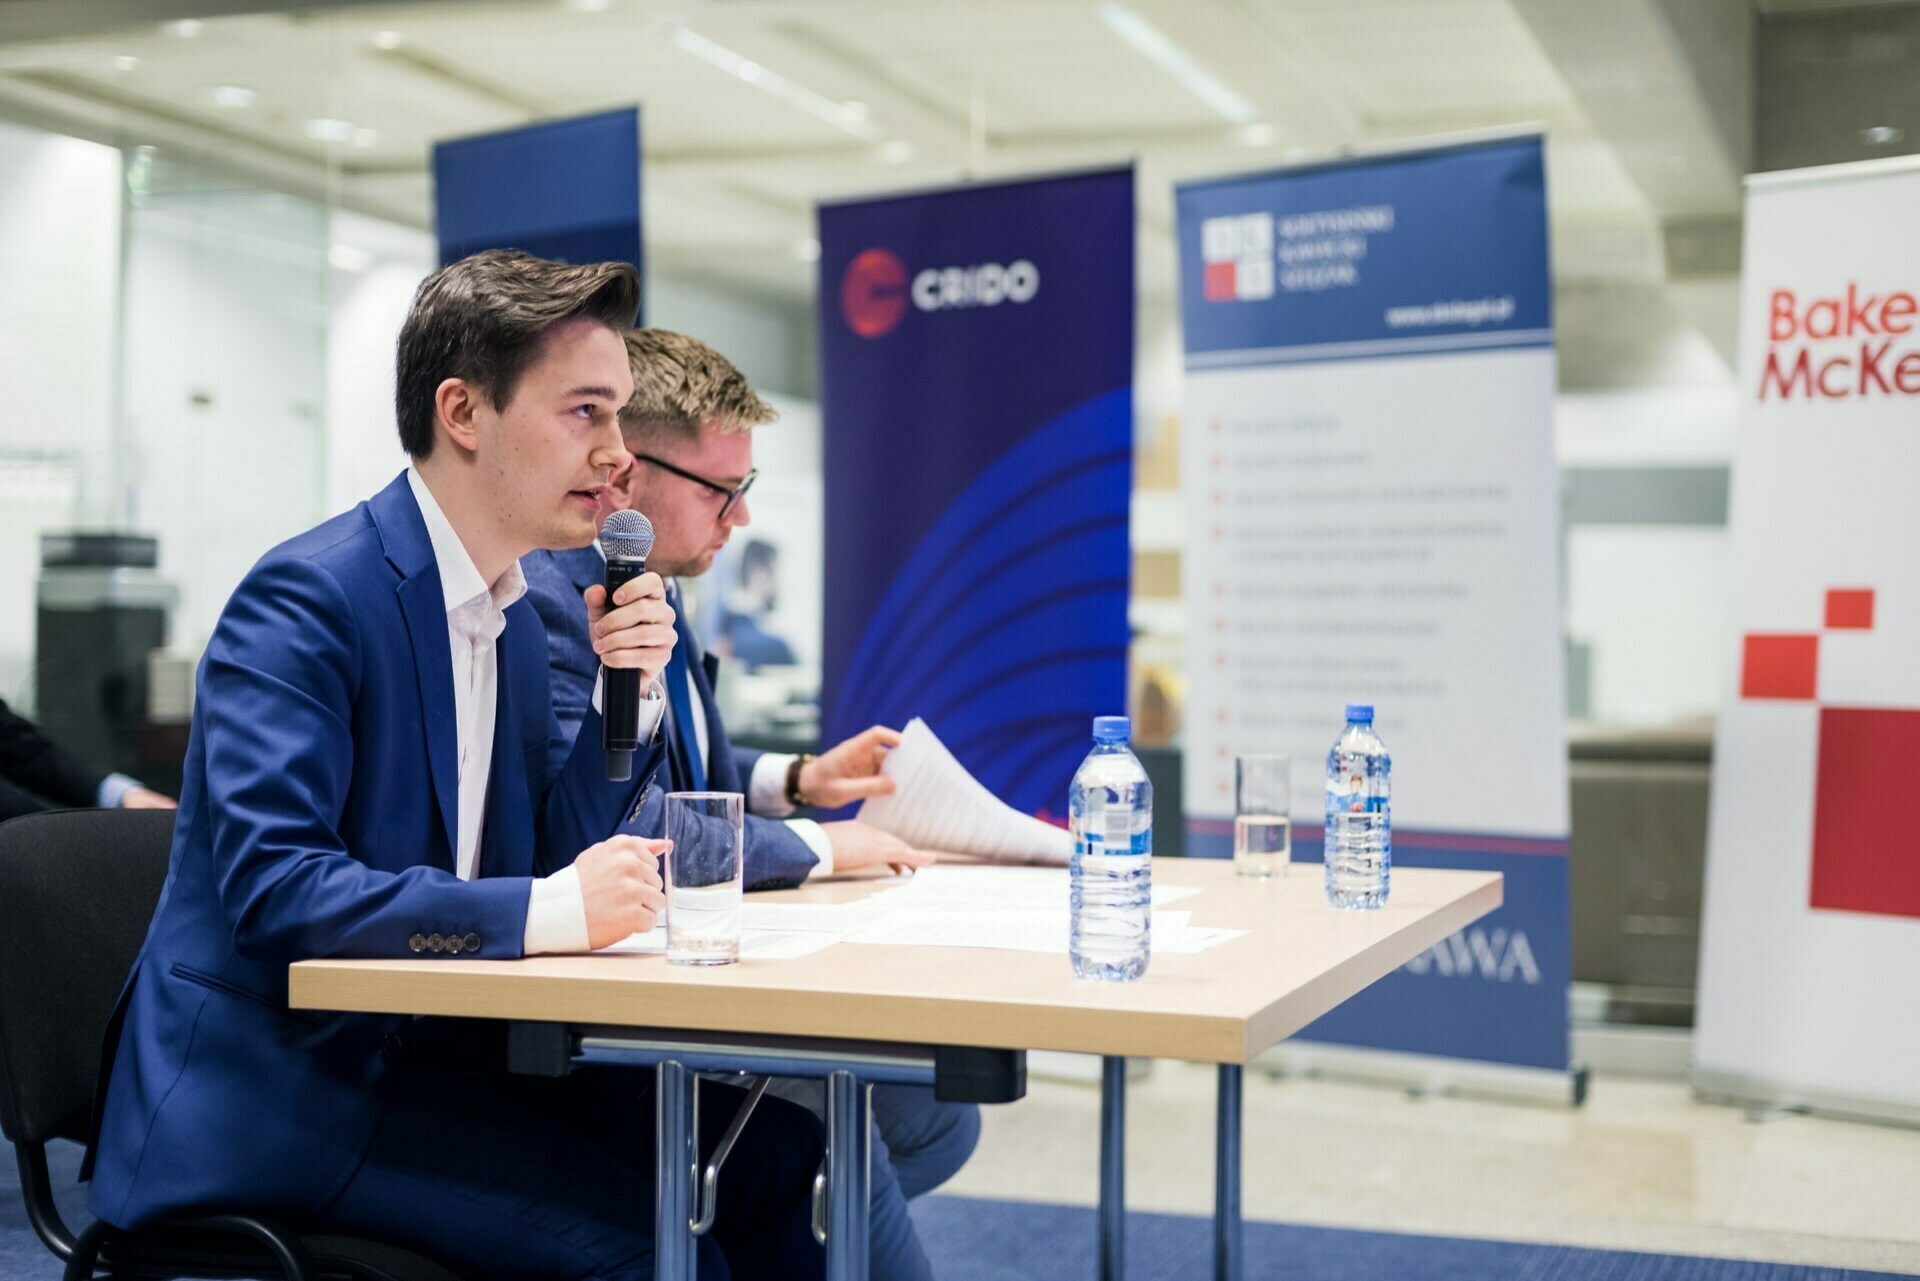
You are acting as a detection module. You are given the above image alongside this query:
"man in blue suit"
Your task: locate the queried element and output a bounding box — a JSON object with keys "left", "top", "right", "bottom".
{"left": 525, "top": 330, "right": 979, "bottom": 1281}
{"left": 85, "top": 252, "right": 826, "bottom": 1280}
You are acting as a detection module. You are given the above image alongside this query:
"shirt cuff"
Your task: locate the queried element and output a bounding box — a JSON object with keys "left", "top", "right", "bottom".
{"left": 593, "top": 672, "right": 668, "bottom": 744}
{"left": 750, "top": 752, "right": 797, "bottom": 817}
{"left": 97, "top": 773, "right": 141, "bottom": 809}
{"left": 524, "top": 863, "right": 591, "bottom": 954}
{"left": 788, "top": 819, "right": 833, "bottom": 878}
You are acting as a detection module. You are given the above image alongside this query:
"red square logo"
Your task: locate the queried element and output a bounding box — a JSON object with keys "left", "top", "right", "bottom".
{"left": 1825, "top": 589, "right": 1875, "bottom": 630}
{"left": 1741, "top": 634, "right": 1819, "bottom": 700}
{"left": 1810, "top": 707, "right": 1920, "bottom": 918}
{"left": 1204, "top": 262, "right": 1237, "bottom": 301}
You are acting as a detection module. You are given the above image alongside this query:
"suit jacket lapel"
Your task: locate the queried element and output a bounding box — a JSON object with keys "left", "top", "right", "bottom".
{"left": 565, "top": 544, "right": 602, "bottom": 597}
{"left": 478, "top": 626, "right": 533, "bottom": 880}
{"left": 372, "top": 474, "right": 460, "bottom": 873}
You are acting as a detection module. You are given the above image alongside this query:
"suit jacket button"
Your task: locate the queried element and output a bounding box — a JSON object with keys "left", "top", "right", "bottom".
{"left": 428, "top": 934, "right": 445, "bottom": 952}
{"left": 446, "top": 935, "right": 464, "bottom": 955}
{"left": 463, "top": 933, "right": 481, "bottom": 953}
{"left": 381, "top": 1034, "right": 404, "bottom": 1064}
{"left": 408, "top": 934, "right": 427, "bottom": 953}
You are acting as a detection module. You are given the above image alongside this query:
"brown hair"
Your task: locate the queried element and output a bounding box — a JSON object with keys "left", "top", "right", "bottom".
{"left": 619, "top": 328, "right": 778, "bottom": 445}
{"left": 394, "top": 249, "right": 640, "bottom": 458}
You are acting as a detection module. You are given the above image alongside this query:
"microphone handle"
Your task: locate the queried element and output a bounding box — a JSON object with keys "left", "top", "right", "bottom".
{"left": 601, "top": 556, "right": 647, "bottom": 781}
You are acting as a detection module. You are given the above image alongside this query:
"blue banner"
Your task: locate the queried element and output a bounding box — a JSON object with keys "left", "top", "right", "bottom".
{"left": 1177, "top": 136, "right": 1552, "bottom": 366}
{"left": 818, "top": 169, "right": 1134, "bottom": 820}
{"left": 433, "top": 107, "right": 644, "bottom": 290}
{"left": 1175, "top": 136, "right": 1571, "bottom": 1072}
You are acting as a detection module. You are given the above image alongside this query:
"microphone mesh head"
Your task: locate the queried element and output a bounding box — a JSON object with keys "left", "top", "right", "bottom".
{"left": 598, "top": 509, "right": 654, "bottom": 562}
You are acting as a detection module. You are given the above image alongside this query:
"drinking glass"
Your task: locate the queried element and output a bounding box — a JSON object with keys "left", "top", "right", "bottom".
{"left": 664, "top": 792, "right": 745, "bottom": 965}
{"left": 1233, "top": 754, "right": 1291, "bottom": 877}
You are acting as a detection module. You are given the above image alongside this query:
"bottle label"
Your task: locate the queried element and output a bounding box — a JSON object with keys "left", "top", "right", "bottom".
{"left": 1076, "top": 829, "right": 1151, "bottom": 858}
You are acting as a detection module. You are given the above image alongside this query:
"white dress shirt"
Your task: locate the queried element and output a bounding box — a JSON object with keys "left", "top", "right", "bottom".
{"left": 406, "top": 468, "right": 600, "bottom": 953}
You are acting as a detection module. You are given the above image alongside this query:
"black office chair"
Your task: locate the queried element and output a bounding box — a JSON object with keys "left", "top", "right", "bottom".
{"left": 0, "top": 808, "right": 462, "bottom": 1281}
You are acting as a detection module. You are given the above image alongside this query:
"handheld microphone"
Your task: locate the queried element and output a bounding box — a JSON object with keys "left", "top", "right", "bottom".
{"left": 598, "top": 509, "right": 655, "bottom": 782}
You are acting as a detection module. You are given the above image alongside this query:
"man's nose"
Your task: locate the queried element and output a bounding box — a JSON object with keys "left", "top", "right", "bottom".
{"left": 590, "top": 416, "right": 630, "bottom": 473}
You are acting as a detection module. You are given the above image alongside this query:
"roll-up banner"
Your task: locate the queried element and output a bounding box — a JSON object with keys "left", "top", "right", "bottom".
{"left": 1694, "top": 156, "right": 1920, "bottom": 1125}
{"left": 818, "top": 168, "right": 1134, "bottom": 819}
{"left": 1175, "top": 136, "right": 1572, "bottom": 1072}
{"left": 433, "top": 106, "right": 644, "bottom": 290}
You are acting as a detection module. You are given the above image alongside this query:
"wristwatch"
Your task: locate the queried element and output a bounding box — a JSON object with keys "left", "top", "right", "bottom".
{"left": 784, "top": 754, "right": 816, "bottom": 808}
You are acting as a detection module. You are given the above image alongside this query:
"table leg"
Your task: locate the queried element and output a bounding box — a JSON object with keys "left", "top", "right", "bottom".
{"left": 1100, "top": 1055, "right": 1126, "bottom": 1281}
{"left": 655, "top": 1059, "right": 696, "bottom": 1281}
{"left": 1214, "top": 1064, "right": 1243, "bottom": 1281}
{"left": 825, "top": 1068, "right": 871, "bottom": 1281}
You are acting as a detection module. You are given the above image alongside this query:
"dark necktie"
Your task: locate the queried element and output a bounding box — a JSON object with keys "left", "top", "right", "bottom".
{"left": 663, "top": 585, "right": 707, "bottom": 792}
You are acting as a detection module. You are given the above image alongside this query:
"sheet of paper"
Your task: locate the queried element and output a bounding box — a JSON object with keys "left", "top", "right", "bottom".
{"left": 857, "top": 718, "right": 1075, "bottom": 865}
{"left": 863, "top": 865, "right": 1202, "bottom": 910}
{"left": 842, "top": 909, "right": 1201, "bottom": 954}
{"left": 596, "top": 928, "right": 841, "bottom": 960}
{"left": 741, "top": 903, "right": 884, "bottom": 934}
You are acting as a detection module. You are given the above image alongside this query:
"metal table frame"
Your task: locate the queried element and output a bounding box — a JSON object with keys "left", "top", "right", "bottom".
{"left": 514, "top": 1024, "right": 1247, "bottom": 1281}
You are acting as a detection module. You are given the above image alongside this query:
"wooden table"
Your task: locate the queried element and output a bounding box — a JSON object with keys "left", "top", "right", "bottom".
{"left": 292, "top": 859, "right": 1501, "bottom": 1281}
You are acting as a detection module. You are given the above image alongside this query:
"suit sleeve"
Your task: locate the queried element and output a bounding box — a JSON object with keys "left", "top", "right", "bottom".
{"left": 523, "top": 559, "right": 598, "bottom": 779}
{"left": 204, "top": 556, "right": 530, "bottom": 962}
{"left": 733, "top": 746, "right": 765, "bottom": 791}
{"left": 616, "top": 787, "right": 814, "bottom": 891}
{"left": 535, "top": 699, "right": 666, "bottom": 877}
{"left": 0, "top": 697, "right": 107, "bottom": 810}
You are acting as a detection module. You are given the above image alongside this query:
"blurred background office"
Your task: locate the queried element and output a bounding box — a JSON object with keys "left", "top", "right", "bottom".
{"left": 1, "top": 0, "right": 1918, "bottom": 1274}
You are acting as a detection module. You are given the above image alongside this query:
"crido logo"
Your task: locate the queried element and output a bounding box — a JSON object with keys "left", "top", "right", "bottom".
{"left": 910, "top": 260, "right": 1040, "bottom": 311}
{"left": 841, "top": 250, "right": 1041, "bottom": 338}
{"left": 840, "top": 248, "right": 910, "bottom": 338}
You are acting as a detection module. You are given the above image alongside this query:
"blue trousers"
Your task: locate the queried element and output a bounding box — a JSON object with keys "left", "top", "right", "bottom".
{"left": 870, "top": 1087, "right": 981, "bottom": 1201}
{"left": 324, "top": 1060, "right": 827, "bottom": 1280}
{"left": 765, "top": 1080, "right": 978, "bottom": 1203}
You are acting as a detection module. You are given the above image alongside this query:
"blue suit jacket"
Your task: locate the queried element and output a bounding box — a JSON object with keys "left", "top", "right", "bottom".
{"left": 85, "top": 473, "right": 663, "bottom": 1229}
{"left": 522, "top": 545, "right": 818, "bottom": 890}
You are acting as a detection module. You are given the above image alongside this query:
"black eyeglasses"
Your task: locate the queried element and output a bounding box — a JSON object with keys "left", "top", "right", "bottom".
{"left": 635, "top": 454, "right": 758, "bottom": 521}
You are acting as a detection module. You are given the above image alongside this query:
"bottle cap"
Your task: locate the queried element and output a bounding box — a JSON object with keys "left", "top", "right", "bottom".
{"left": 1092, "top": 715, "right": 1131, "bottom": 743}
{"left": 1344, "top": 703, "right": 1374, "bottom": 723}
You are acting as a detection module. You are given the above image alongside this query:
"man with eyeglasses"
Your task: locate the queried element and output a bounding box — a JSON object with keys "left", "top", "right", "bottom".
{"left": 523, "top": 329, "right": 974, "bottom": 1281}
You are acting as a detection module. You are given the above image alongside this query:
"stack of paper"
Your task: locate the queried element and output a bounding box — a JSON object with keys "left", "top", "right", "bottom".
{"left": 591, "top": 867, "right": 1247, "bottom": 957}
{"left": 840, "top": 866, "right": 1245, "bottom": 955}
{"left": 599, "top": 926, "right": 840, "bottom": 960}
{"left": 857, "top": 718, "right": 1075, "bottom": 865}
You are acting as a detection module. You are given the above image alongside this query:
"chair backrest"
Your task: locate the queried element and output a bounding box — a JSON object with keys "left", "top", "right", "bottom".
{"left": 0, "top": 808, "right": 174, "bottom": 1147}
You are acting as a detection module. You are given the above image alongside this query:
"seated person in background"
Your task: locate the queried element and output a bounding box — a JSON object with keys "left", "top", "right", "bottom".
{"left": 716, "top": 539, "right": 799, "bottom": 671}
{"left": 0, "top": 696, "right": 174, "bottom": 818}
{"left": 85, "top": 251, "right": 827, "bottom": 1281}
{"left": 525, "top": 328, "right": 974, "bottom": 1281}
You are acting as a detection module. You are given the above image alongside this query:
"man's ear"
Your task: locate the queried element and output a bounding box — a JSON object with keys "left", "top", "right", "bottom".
{"left": 435, "top": 378, "right": 483, "bottom": 456}
{"left": 608, "top": 454, "right": 640, "bottom": 507}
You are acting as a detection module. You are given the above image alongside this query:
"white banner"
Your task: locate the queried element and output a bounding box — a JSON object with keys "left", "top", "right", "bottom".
{"left": 1175, "top": 138, "right": 1571, "bottom": 1069}
{"left": 1695, "top": 157, "right": 1920, "bottom": 1118}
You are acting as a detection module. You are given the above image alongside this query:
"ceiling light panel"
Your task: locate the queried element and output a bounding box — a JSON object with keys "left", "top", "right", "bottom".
{"left": 672, "top": 26, "right": 881, "bottom": 140}
{"left": 1098, "top": 3, "right": 1256, "bottom": 123}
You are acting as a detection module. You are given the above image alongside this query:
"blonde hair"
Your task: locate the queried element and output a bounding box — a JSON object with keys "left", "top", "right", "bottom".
{"left": 620, "top": 328, "right": 777, "bottom": 444}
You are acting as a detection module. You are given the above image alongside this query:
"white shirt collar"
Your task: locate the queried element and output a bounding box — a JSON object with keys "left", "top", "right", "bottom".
{"left": 406, "top": 466, "right": 527, "bottom": 621}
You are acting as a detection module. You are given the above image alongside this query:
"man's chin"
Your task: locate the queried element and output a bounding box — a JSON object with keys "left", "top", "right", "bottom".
{"left": 542, "top": 513, "right": 600, "bottom": 552}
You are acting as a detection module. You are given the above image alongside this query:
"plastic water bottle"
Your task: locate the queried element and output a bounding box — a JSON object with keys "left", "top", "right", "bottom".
{"left": 1324, "top": 703, "right": 1391, "bottom": 909}
{"left": 1070, "top": 715, "right": 1153, "bottom": 980}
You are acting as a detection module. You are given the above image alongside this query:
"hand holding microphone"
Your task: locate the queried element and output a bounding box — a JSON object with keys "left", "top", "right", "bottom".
{"left": 589, "top": 510, "right": 676, "bottom": 781}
